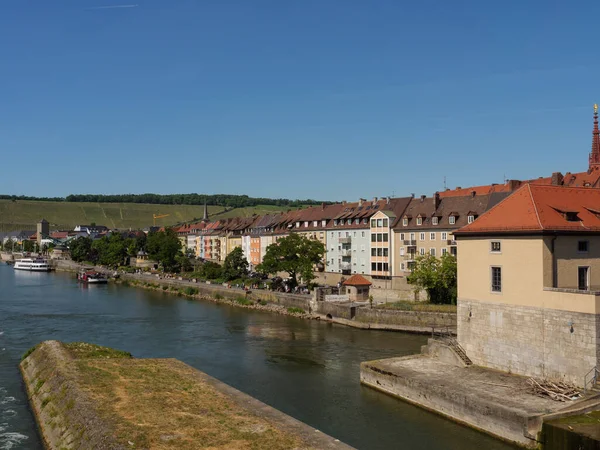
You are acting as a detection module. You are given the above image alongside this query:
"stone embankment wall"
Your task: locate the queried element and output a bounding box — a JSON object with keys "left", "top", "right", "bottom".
{"left": 21, "top": 341, "right": 352, "bottom": 450}
{"left": 20, "top": 341, "right": 123, "bottom": 449}
{"left": 53, "top": 260, "right": 455, "bottom": 333}
{"left": 458, "top": 298, "right": 598, "bottom": 387}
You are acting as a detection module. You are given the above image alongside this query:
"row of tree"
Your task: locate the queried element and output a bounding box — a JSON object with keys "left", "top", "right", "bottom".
{"left": 0, "top": 193, "right": 331, "bottom": 208}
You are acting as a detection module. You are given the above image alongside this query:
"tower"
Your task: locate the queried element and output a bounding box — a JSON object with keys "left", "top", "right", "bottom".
{"left": 202, "top": 201, "right": 209, "bottom": 222}
{"left": 589, "top": 104, "right": 600, "bottom": 170}
{"left": 37, "top": 219, "right": 49, "bottom": 249}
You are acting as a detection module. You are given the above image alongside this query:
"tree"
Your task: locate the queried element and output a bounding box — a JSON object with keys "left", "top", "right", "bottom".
{"left": 23, "top": 240, "right": 34, "bottom": 252}
{"left": 146, "top": 228, "right": 182, "bottom": 272}
{"left": 257, "top": 233, "right": 325, "bottom": 286}
{"left": 69, "top": 237, "right": 93, "bottom": 262}
{"left": 222, "top": 247, "right": 249, "bottom": 281}
{"left": 197, "top": 261, "right": 223, "bottom": 280}
{"left": 408, "top": 253, "right": 457, "bottom": 304}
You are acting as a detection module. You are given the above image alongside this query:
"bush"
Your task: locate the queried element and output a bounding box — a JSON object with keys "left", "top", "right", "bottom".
{"left": 214, "top": 293, "right": 224, "bottom": 300}
{"left": 234, "top": 296, "right": 253, "bottom": 306}
{"left": 258, "top": 300, "right": 268, "bottom": 306}
{"left": 22, "top": 344, "right": 39, "bottom": 361}
{"left": 183, "top": 287, "right": 199, "bottom": 296}
{"left": 162, "top": 285, "right": 168, "bottom": 291}
{"left": 287, "top": 307, "right": 305, "bottom": 314}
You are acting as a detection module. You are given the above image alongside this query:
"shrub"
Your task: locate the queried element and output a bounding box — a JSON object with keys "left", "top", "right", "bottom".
{"left": 258, "top": 300, "right": 268, "bottom": 306}
{"left": 183, "top": 287, "right": 199, "bottom": 296}
{"left": 235, "top": 296, "right": 253, "bottom": 306}
{"left": 162, "top": 285, "right": 168, "bottom": 291}
{"left": 287, "top": 307, "right": 305, "bottom": 314}
{"left": 214, "top": 293, "right": 224, "bottom": 300}
{"left": 21, "top": 344, "right": 39, "bottom": 361}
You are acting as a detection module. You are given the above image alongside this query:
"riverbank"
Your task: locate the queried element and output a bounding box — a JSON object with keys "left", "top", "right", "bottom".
{"left": 21, "top": 340, "right": 352, "bottom": 449}
{"left": 52, "top": 260, "right": 456, "bottom": 335}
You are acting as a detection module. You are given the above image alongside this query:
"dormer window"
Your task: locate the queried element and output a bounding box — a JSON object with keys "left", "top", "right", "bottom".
{"left": 334, "top": 220, "right": 338, "bottom": 226}
{"left": 565, "top": 212, "right": 579, "bottom": 222}
{"left": 321, "top": 220, "right": 326, "bottom": 227}
{"left": 416, "top": 217, "right": 423, "bottom": 226}
{"left": 403, "top": 218, "right": 408, "bottom": 226}
{"left": 304, "top": 221, "right": 309, "bottom": 228}
{"left": 296, "top": 222, "right": 300, "bottom": 228}
{"left": 467, "top": 215, "right": 475, "bottom": 224}
{"left": 449, "top": 216, "right": 456, "bottom": 225}
{"left": 313, "top": 221, "right": 317, "bottom": 227}
{"left": 432, "top": 217, "right": 438, "bottom": 226}
{"left": 355, "top": 218, "right": 359, "bottom": 225}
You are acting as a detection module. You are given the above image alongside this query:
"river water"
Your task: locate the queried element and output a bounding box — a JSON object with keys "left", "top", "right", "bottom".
{"left": 0, "top": 264, "right": 516, "bottom": 450}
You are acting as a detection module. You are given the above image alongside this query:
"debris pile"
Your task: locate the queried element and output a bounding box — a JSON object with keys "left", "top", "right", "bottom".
{"left": 526, "top": 377, "right": 580, "bottom": 402}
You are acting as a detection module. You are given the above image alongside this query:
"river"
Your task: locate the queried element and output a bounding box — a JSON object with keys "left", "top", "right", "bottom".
{"left": 0, "top": 264, "right": 516, "bottom": 450}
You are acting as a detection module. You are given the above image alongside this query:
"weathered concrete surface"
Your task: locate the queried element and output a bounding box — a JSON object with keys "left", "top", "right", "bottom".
{"left": 21, "top": 340, "right": 352, "bottom": 449}
{"left": 360, "top": 355, "right": 597, "bottom": 448}
{"left": 542, "top": 410, "right": 600, "bottom": 450}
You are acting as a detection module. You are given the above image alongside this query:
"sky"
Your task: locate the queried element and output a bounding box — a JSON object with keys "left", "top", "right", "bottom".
{"left": 1, "top": 0, "right": 599, "bottom": 201}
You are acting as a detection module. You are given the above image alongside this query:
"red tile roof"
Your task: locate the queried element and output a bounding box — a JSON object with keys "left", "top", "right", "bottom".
{"left": 343, "top": 274, "right": 372, "bottom": 287}
{"left": 455, "top": 185, "right": 600, "bottom": 234}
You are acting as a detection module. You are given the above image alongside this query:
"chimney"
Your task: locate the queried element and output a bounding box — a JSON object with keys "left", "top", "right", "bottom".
{"left": 420, "top": 195, "right": 426, "bottom": 202}
{"left": 372, "top": 197, "right": 378, "bottom": 203}
{"left": 433, "top": 192, "right": 440, "bottom": 209}
{"left": 358, "top": 198, "right": 363, "bottom": 206}
{"left": 410, "top": 193, "right": 415, "bottom": 198}
{"left": 455, "top": 186, "right": 462, "bottom": 190}
{"left": 507, "top": 179, "right": 521, "bottom": 191}
{"left": 551, "top": 172, "right": 564, "bottom": 186}
{"left": 321, "top": 202, "right": 325, "bottom": 210}
{"left": 342, "top": 201, "right": 346, "bottom": 205}
{"left": 386, "top": 197, "right": 390, "bottom": 204}
{"left": 471, "top": 190, "right": 476, "bottom": 198}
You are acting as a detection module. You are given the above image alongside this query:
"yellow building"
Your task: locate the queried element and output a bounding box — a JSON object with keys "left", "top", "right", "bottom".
{"left": 455, "top": 185, "right": 600, "bottom": 386}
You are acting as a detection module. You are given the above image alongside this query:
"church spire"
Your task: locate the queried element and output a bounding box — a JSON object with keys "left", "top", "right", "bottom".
{"left": 590, "top": 104, "right": 600, "bottom": 170}
{"left": 202, "top": 200, "right": 209, "bottom": 222}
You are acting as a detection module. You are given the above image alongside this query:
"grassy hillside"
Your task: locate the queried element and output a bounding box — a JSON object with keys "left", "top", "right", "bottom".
{"left": 0, "top": 200, "right": 225, "bottom": 231}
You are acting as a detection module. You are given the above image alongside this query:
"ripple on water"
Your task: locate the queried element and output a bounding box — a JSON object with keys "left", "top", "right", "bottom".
{"left": 0, "top": 432, "right": 28, "bottom": 450}
{"left": 0, "top": 398, "right": 14, "bottom": 406}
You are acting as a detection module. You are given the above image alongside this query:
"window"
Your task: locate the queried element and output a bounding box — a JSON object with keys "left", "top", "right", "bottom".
{"left": 377, "top": 248, "right": 383, "bottom": 256}
{"left": 578, "top": 241, "right": 589, "bottom": 253}
{"left": 371, "top": 248, "right": 377, "bottom": 256}
{"left": 377, "top": 263, "right": 383, "bottom": 271}
{"left": 371, "top": 219, "right": 377, "bottom": 227}
{"left": 383, "top": 233, "right": 388, "bottom": 242}
{"left": 355, "top": 218, "right": 359, "bottom": 225}
{"left": 377, "top": 219, "right": 383, "bottom": 227}
{"left": 578, "top": 266, "right": 590, "bottom": 290}
{"left": 400, "top": 233, "right": 405, "bottom": 240}
{"left": 416, "top": 217, "right": 423, "bottom": 226}
{"left": 371, "top": 234, "right": 376, "bottom": 242}
{"left": 410, "top": 232, "right": 416, "bottom": 241}
{"left": 313, "top": 221, "right": 317, "bottom": 227}
{"left": 371, "top": 263, "right": 377, "bottom": 271}
{"left": 420, "top": 232, "right": 425, "bottom": 241}
{"left": 430, "top": 248, "right": 436, "bottom": 256}
{"left": 430, "top": 232, "right": 436, "bottom": 240}
{"left": 432, "top": 217, "right": 438, "bottom": 225}
{"left": 467, "top": 215, "right": 474, "bottom": 224}
{"left": 383, "top": 248, "right": 388, "bottom": 257}
{"left": 322, "top": 220, "right": 326, "bottom": 227}
{"left": 449, "top": 216, "right": 456, "bottom": 225}
{"left": 491, "top": 241, "right": 501, "bottom": 253}
{"left": 331, "top": 258, "right": 334, "bottom": 265}
{"left": 383, "top": 219, "right": 388, "bottom": 227}
{"left": 361, "top": 231, "right": 365, "bottom": 237}
{"left": 441, "top": 232, "right": 447, "bottom": 240}
{"left": 491, "top": 267, "right": 502, "bottom": 292}
{"left": 403, "top": 218, "right": 408, "bottom": 226}
{"left": 334, "top": 220, "right": 338, "bottom": 226}
{"left": 400, "top": 247, "right": 405, "bottom": 256}
{"left": 401, "top": 263, "right": 405, "bottom": 270}
{"left": 353, "top": 231, "right": 356, "bottom": 237}
{"left": 304, "top": 221, "right": 309, "bottom": 228}
{"left": 420, "top": 248, "right": 425, "bottom": 255}
{"left": 442, "top": 248, "right": 448, "bottom": 256}
{"left": 331, "top": 232, "right": 334, "bottom": 237}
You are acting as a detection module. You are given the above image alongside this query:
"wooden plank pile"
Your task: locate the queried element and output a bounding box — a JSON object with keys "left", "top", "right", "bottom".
{"left": 526, "top": 377, "right": 580, "bottom": 402}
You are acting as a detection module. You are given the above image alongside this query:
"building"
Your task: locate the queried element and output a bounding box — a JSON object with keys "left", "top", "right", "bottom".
{"left": 392, "top": 192, "right": 509, "bottom": 275}
{"left": 454, "top": 184, "right": 600, "bottom": 386}
{"left": 342, "top": 274, "right": 372, "bottom": 301}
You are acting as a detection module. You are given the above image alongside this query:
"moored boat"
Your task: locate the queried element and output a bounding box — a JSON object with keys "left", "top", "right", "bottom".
{"left": 13, "top": 258, "right": 51, "bottom": 272}
{"left": 77, "top": 269, "right": 108, "bottom": 284}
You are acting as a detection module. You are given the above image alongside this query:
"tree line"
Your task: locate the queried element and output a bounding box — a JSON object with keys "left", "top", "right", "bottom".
{"left": 0, "top": 193, "right": 332, "bottom": 208}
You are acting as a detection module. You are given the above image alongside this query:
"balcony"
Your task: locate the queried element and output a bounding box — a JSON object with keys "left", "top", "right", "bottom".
{"left": 340, "top": 262, "right": 351, "bottom": 270}
{"left": 340, "top": 237, "right": 351, "bottom": 244}
{"left": 404, "top": 253, "right": 416, "bottom": 261}
{"left": 447, "top": 240, "right": 457, "bottom": 246}
{"left": 403, "top": 240, "right": 417, "bottom": 246}
{"left": 341, "top": 249, "right": 352, "bottom": 257}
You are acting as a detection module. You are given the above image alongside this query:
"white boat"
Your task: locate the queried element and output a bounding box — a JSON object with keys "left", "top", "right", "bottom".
{"left": 13, "top": 258, "right": 51, "bottom": 272}
{"left": 77, "top": 269, "right": 108, "bottom": 284}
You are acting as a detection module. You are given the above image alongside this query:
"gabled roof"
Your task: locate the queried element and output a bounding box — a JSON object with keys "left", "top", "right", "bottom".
{"left": 343, "top": 274, "right": 372, "bottom": 287}
{"left": 455, "top": 185, "right": 600, "bottom": 235}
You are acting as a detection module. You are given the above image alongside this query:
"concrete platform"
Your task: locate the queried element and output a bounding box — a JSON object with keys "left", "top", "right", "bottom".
{"left": 360, "top": 354, "right": 600, "bottom": 448}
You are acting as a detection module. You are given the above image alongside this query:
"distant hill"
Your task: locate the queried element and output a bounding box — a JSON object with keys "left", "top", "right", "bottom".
{"left": 0, "top": 200, "right": 300, "bottom": 232}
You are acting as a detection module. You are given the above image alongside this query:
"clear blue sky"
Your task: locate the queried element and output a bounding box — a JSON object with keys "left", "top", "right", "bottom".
{"left": 1, "top": 1, "right": 599, "bottom": 201}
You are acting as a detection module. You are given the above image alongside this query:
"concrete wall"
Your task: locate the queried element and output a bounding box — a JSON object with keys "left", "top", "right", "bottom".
{"left": 458, "top": 298, "right": 599, "bottom": 386}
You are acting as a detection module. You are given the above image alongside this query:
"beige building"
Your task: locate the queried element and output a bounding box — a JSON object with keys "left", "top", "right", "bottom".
{"left": 455, "top": 184, "right": 600, "bottom": 386}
